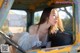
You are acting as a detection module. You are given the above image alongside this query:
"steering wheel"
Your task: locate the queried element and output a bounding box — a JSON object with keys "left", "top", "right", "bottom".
{"left": 0, "top": 31, "right": 26, "bottom": 53}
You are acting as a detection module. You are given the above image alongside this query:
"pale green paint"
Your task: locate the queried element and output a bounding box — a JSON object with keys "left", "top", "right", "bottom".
{"left": 0, "top": 0, "right": 14, "bottom": 29}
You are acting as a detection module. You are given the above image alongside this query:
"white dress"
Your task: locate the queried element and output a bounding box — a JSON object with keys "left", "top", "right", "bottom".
{"left": 18, "top": 32, "right": 42, "bottom": 51}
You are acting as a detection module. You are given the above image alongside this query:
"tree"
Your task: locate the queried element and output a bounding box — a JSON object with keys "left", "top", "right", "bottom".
{"left": 58, "top": 6, "right": 73, "bottom": 33}
{"left": 34, "top": 13, "right": 40, "bottom": 24}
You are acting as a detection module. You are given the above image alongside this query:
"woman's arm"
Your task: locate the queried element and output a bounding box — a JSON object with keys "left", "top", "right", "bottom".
{"left": 29, "top": 25, "right": 41, "bottom": 49}
{"left": 29, "top": 25, "right": 37, "bottom": 35}
{"left": 9, "top": 46, "right": 16, "bottom": 53}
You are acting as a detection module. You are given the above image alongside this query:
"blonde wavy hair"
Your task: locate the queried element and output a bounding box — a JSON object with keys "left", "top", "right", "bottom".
{"left": 50, "top": 9, "right": 64, "bottom": 33}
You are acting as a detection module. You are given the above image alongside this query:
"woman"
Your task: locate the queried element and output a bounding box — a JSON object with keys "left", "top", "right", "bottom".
{"left": 48, "top": 10, "right": 72, "bottom": 47}
{"left": 18, "top": 7, "right": 58, "bottom": 51}
{"left": 10, "top": 7, "right": 64, "bottom": 53}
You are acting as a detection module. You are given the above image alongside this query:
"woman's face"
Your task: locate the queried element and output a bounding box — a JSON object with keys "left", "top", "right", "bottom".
{"left": 49, "top": 9, "right": 58, "bottom": 26}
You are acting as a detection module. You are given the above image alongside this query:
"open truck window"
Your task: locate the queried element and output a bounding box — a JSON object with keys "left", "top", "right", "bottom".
{"left": 34, "top": 6, "right": 74, "bottom": 48}
{"left": 34, "top": 11, "right": 43, "bottom": 24}
{"left": 1, "top": 10, "right": 27, "bottom": 34}
{"left": 48, "top": 6, "right": 74, "bottom": 47}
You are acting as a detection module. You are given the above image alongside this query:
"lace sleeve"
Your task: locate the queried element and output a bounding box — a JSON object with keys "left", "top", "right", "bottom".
{"left": 18, "top": 32, "right": 42, "bottom": 51}
{"left": 31, "top": 34, "right": 42, "bottom": 47}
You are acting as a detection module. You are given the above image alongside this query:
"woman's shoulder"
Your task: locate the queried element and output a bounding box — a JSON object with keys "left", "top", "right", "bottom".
{"left": 29, "top": 25, "right": 38, "bottom": 29}
{"left": 29, "top": 24, "right": 38, "bottom": 35}
{"left": 29, "top": 25, "right": 37, "bottom": 31}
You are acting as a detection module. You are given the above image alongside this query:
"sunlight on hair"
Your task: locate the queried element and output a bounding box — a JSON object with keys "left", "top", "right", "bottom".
{"left": 50, "top": 10, "right": 64, "bottom": 34}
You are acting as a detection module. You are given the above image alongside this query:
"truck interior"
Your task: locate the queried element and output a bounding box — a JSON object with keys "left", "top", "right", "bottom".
{"left": 0, "top": 0, "right": 78, "bottom": 53}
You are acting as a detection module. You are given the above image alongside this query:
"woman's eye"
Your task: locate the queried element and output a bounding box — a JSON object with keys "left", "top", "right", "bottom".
{"left": 53, "top": 14, "right": 55, "bottom": 16}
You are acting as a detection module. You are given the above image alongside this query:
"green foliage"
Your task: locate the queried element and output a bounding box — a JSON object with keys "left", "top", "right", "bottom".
{"left": 62, "top": 18, "right": 73, "bottom": 33}
{"left": 34, "top": 15, "right": 40, "bottom": 24}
